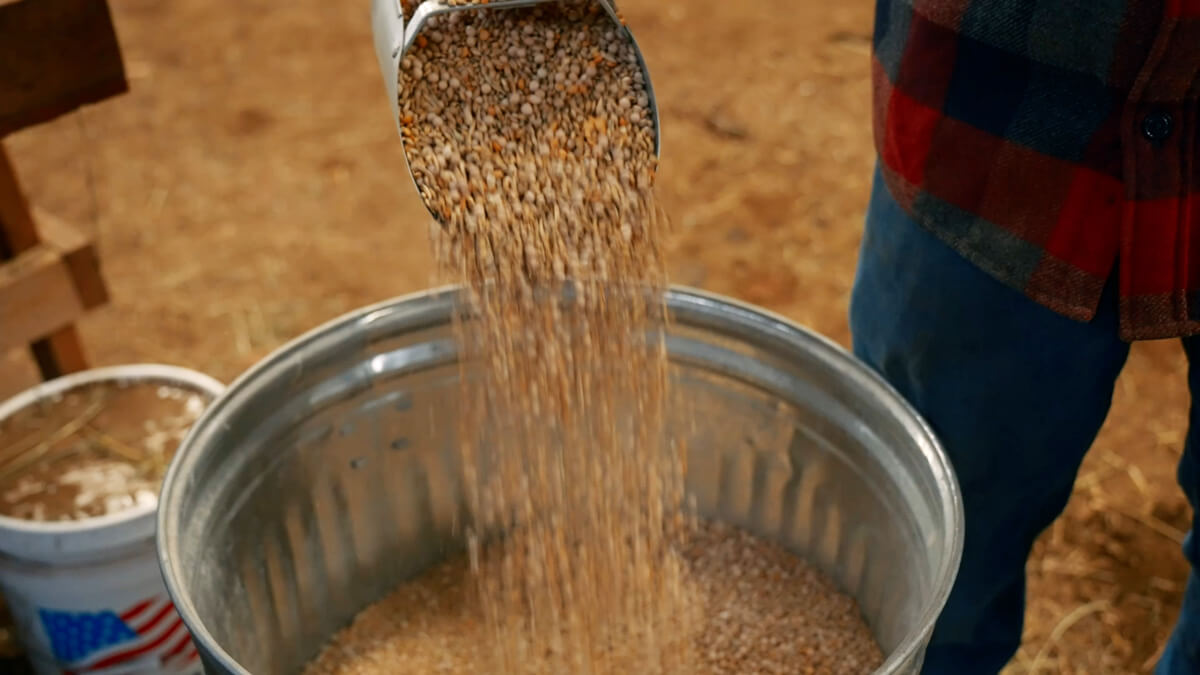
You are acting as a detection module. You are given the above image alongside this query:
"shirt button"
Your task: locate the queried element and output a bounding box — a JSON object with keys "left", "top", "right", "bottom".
{"left": 1142, "top": 112, "right": 1173, "bottom": 142}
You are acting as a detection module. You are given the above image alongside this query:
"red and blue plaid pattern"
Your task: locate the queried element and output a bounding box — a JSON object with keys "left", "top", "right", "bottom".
{"left": 872, "top": 0, "right": 1200, "bottom": 340}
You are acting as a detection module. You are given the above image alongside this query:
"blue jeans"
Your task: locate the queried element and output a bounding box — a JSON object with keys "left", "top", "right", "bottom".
{"left": 849, "top": 167, "right": 1200, "bottom": 674}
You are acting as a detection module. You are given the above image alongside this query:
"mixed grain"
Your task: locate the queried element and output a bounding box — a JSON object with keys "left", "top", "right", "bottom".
{"left": 397, "top": 3, "right": 687, "bottom": 672}
{"left": 306, "top": 521, "right": 883, "bottom": 675}
{"left": 308, "top": 1, "right": 880, "bottom": 672}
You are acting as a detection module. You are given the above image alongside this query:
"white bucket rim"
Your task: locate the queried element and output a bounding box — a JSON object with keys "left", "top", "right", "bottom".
{"left": 0, "top": 364, "right": 224, "bottom": 564}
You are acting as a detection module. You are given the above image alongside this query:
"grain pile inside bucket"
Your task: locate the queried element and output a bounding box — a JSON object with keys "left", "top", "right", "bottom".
{"left": 305, "top": 2, "right": 883, "bottom": 673}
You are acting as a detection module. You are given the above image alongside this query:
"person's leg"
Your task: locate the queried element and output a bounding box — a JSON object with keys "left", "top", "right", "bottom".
{"left": 1157, "top": 339, "right": 1200, "bottom": 673}
{"left": 849, "top": 166, "right": 1131, "bottom": 673}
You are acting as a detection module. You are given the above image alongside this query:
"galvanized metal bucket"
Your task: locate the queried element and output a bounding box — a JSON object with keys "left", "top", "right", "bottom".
{"left": 157, "top": 286, "right": 963, "bottom": 674}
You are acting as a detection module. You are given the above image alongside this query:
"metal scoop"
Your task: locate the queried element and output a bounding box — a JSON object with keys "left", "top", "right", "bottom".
{"left": 370, "top": 0, "right": 661, "bottom": 216}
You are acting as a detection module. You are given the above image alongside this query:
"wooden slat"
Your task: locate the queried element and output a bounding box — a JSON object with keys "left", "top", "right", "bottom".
{"left": 0, "top": 142, "right": 106, "bottom": 378}
{"left": 0, "top": 245, "right": 84, "bottom": 354}
{"left": 0, "top": 145, "right": 36, "bottom": 255}
{"left": 0, "top": 0, "right": 127, "bottom": 136}
{"left": 34, "top": 206, "right": 108, "bottom": 308}
{"left": 30, "top": 326, "right": 88, "bottom": 378}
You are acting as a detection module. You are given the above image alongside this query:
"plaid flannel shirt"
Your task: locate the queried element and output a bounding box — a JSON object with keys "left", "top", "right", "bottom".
{"left": 872, "top": 0, "right": 1200, "bottom": 340}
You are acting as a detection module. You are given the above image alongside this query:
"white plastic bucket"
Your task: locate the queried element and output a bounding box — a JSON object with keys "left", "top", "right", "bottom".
{"left": 0, "top": 365, "right": 224, "bottom": 675}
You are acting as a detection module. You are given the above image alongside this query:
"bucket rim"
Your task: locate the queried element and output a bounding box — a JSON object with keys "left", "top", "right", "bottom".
{"left": 0, "top": 364, "right": 225, "bottom": 563}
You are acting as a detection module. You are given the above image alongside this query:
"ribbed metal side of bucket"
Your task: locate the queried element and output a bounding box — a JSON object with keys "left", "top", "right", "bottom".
{"left": 158, "top": 287, "right": 961, "bottom": 675}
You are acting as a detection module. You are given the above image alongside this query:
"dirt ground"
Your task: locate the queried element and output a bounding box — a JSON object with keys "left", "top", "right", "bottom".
{"left": 1, "top": 0, "right": 1193, "bottom": 672}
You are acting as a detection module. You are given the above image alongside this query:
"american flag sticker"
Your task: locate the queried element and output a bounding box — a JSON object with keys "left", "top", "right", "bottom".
{"left": 37, "top": 595, "right": 198, "bottom": 674}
